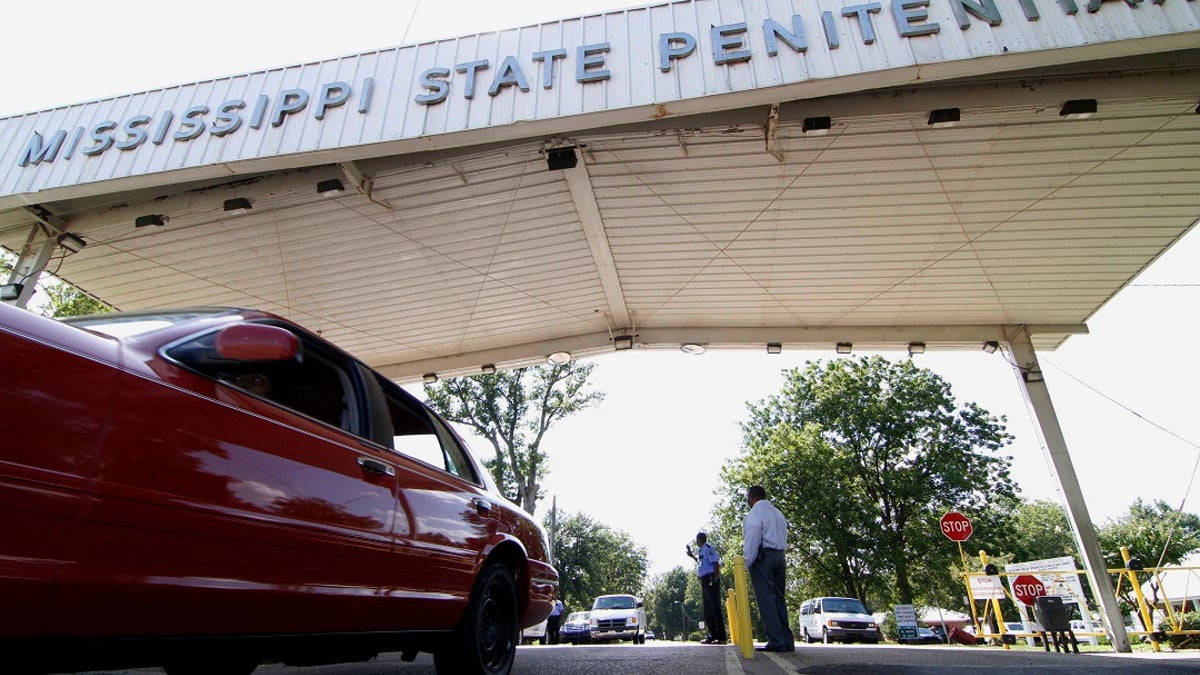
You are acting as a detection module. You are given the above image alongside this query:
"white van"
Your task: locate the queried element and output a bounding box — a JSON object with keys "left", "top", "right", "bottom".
{"left": 589, "top": 594, "right": 648, "bottom": 644}
{"left": 799, "top": 597, "right": 880, "bottom": 644}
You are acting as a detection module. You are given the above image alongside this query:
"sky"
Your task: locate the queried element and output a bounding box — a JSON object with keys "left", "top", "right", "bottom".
{"left": 3, "top": 0, "right": 1199, "bottom": 582}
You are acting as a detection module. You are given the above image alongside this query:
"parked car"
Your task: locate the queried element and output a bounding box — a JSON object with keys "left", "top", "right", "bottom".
{"left": 798, "top": 597, "right": 880, "bottom": 644}
{"left": 521, "top": 619, "right": 548, "bottom": 645}
{"left": 0, "top": 305, "right": 558, "bottom": 675}
{"left": 589, "top": 594, "right": 648, "bottom": 643}
{"left": 645, "top": 630, "right": 656, "bottom": 640}
{"left": 1070, "top": 619, "right": 1101, "bottom": 646}
{"left": 1006, "top": 620, "right": 1044, "bottom": 647}
{"left": 561, "top": 612, "right": 591, "bottom": 644}
{"left": 899, "top": 627, "right": 943, "bottom": 645}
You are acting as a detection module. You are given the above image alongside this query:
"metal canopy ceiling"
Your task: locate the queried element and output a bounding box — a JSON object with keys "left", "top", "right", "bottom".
{"left": 3, "top": 56, "right": 1199, "bottom": 382}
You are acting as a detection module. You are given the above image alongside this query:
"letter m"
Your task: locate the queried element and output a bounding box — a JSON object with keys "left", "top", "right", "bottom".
{"left": 18, "top": 130, "right": 67, "bottom": 167}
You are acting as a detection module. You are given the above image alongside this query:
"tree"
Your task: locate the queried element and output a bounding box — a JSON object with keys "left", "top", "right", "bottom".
{"left": 644, "top": 567, "right": 693, "bottom": 640}
{"left": 717, "top": 356, "right": 1018, "bottom": 605}
{"left": 3, "top": 250, "right": 110, "bottom": 319}
{"left": 42, "top": 283, "right": 110, "bottom": 318}
{"left": 1098, "top": 499, "right": 1200, "bottom": 570}
{"left": 997, "top": 499, "right": 1079, "bottom": 564}
{"left": 1095, "top": 499, "right": 1200, "bottom": 630}
{"left": 545, "top": 511, "right": 647, "bottom": 614}
{"left": 424, "top": 363, "right": 602, "bottom": 513}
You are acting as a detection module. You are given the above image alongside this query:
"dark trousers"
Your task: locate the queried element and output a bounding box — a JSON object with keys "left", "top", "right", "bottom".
{"left": 547, "top": 614, "right": 561, "bottom": 644}
{"left": 749, "top": 548, "right": 794, "bottom": 650}
{"left": 700, "top": 573, "right": 727, "bottom": 641}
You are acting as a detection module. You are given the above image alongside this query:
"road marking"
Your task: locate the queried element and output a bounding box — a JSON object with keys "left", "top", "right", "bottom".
{"left": 725, "top": 644, "right": 745, "bottom": 675}
{"left": 764, "top": 651, "right": 792, "bottom": 670}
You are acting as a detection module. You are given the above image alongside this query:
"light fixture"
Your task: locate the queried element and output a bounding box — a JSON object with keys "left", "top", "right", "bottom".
{"left": 422, "top": 373, "right": 438, "bottom": 384}
{"left": 1023, "top": 370, "right": 1045, "bottom": 383}
{"left": 223, "top": 197, "right": 252, "bottom": 214}
{"left": 982, "top": 341, "right": 999, "bottom": 354}
{"left": 480, "top": 364, "right": 497, "bottom": 374}
{"left": 546, "top": 351, "right": 572, "bottom": 365}
{"left": 546, "top": 146, "right": 578, "bottom": 171}
{"left": 0, "top": 283, "right": 23, "bottom": 301}
{"left": 766, "top": 342, "right": 782, "bottom": 354}
{"left": 836, "top": 342, "right": 852, "bottom": 354}
{"left": 317, "top": 179, "right": 345, "bottom": 196}
{"left": 927, "top": 108, "right": 960, "bottom": 127}
{"left": 1059, "top": 99, "right": 1097, "bottom": 119}
{"left": 680, "top": 343, "right": 706, "bottom": 355}
{"left": 56, "top": 232, "right": 86, "bottom": 253}
{"left": 907, "top": 341, "right": 926, "bottom": 356}
{"left": 801, "top": 116, "right": 831, "bottom": 136}
{"left": 134, "top": 214, "right": 166, "bottom": 227}
{"left": 613, "top": 335, "right": 634, "bottom": 351}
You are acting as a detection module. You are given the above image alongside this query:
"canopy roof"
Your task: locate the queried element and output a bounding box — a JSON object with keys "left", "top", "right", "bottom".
{"left": 2, "top": 1, "right": 1198, "bottom": 381}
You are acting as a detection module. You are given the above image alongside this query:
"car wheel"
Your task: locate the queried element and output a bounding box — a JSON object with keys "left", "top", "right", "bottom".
{"left": 802, "top": 628, "right": 812, "bottom": 644}
{"left": 822, "top": 628, "right": 831, "bottom": 644}
{"left": 434, "top": 562, "right": 518, "bottom": 675}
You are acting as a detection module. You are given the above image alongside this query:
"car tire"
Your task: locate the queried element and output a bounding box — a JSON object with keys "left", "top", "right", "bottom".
{"left": 822, "top": 628, "right": 831, "bottom": 644}
{"left": 802, "top": 628, "right": 812, "bottom": 644}
{"left": 434, "top": 562, "right": 518, "bottom": 675}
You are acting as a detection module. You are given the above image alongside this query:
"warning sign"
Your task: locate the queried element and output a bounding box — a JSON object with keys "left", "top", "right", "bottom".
{"left": 969, "top": 574, "right": 1007, "bottom": 600}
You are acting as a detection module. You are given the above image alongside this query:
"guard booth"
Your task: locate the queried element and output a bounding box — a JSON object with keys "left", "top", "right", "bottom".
{"left": 3, "top": 0, "right": 1200, "bottom": 653}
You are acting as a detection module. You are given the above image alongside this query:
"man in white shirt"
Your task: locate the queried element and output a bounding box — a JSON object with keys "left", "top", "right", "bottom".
{"left": 743, "top": 485, "right": 794, "bottom": 652}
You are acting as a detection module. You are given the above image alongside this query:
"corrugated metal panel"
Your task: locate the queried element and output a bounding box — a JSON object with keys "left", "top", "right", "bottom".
{"left": 2, "top": 0, "right": 1198, "bottom": 201}
{"left": 1, "top": 47, "right": 1198, "bottom": 378}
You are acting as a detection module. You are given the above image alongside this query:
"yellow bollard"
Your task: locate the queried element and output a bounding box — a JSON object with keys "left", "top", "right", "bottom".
{"left": 731, "top": 555, "right": 755, "bottom": 658}
{"left": 1122, "top": 546, "right": 1161, "bottom": 652}
{"left": 726, "top": 589, "right": 739, "bottom": 646}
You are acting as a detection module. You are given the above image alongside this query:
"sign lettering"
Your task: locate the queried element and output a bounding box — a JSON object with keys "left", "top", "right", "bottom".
{"left": 14, "top": 0, "right": 1183, "bottom": 169}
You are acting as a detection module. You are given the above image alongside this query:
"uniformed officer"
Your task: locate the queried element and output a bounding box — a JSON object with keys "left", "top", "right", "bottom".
{"left": 686, "top": 532, "right": 727, "bottom": 644}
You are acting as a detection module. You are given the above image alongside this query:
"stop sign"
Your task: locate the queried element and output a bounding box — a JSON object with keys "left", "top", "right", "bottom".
{"left": 1012, "top": 575, "right": 1047, "bottom": 605}
{"left": 940, "top": 512, "right": 973, "bottom": 542}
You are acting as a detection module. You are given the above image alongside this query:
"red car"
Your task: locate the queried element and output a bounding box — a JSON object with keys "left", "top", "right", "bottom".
{"left": 0, "top": 303, "right": 557, "bottom": 675}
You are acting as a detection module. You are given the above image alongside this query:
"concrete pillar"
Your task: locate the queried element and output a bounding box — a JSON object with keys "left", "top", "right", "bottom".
{"left": 1006, "top": 326, "right": 1132, "bottom": 652}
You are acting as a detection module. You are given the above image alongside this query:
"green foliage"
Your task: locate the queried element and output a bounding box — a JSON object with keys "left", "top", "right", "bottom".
{"left": 43, "top": 283, "right": 111, "bottom": 318}
{"left": 1161, "top": 611, "right": 1200, "bottom": 649}
{"left": 880, "top": 611, "right": 898, "bottom": 641}
{"left": 715, "top": 356, "right": 1018, "bottom": 608}
{"left": 1097, "top": 499, "right": 1200, "bottom": 570}
{"left": 643, "top": 564, "right": 691, "bottom": 638}
{"left": 990, "top": 499, "right": 1078, "bottom": 565}
{"left": 546, "top": 511, "right": 647, "bottom": 615}
{"left": 424, "top": 362, "right": 602, "bottom": 513}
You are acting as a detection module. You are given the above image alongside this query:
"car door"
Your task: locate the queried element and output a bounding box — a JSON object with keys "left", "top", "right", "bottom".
{"left": 0, "top": 308, "right": 121, "bottom": 638}
{"left": 371, "top": 376, "right": 499, "bottom": 629}
{"left": 52, "top": 322, "right": 405, "bottom": 637}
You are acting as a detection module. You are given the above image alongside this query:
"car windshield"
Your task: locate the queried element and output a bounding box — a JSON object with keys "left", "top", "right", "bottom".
{"left": 594, "top": 596, "right": 635, "bottom": 610}
{"left": 823, "top": 598, "right": 868, "bottom": 613}
{"left": 64, "top": 309, "right": 229, "bottom": 338}
{"left": 567, "top": 612, "right": 588, "bottom": 622}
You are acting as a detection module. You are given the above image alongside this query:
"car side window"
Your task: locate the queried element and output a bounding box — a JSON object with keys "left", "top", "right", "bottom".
{"left": 166, "top": 324, "right": 358, "bottom": 434}
{"left": 376, "top": 377, "right": 480, "bottom": 485}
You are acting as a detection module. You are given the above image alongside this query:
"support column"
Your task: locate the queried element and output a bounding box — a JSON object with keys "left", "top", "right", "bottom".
{"left": 1006, "top": 327, "right": 1132, "bottom": 653}
{"left": 4, "top": 224, "right": 58, "bottom": 309}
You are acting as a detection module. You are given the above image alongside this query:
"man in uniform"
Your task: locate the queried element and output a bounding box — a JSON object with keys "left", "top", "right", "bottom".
{"left": 686, "top": 532, "right": 727, "bottom": 644}
{"left": 743, "top": 485, "right": 794, "bottom": 652}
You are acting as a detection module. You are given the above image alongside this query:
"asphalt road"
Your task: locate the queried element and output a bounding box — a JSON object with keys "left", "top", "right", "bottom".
{"left": 74, "top": 640, "right": 1200, "bottom": 675}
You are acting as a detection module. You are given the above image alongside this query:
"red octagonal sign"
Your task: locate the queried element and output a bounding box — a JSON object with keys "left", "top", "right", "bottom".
{"left": 1012, "top": 574, "right": 1048, "bottom": 606}
{"left": 940, "top": 512, "right": 973, "bottom": 542}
